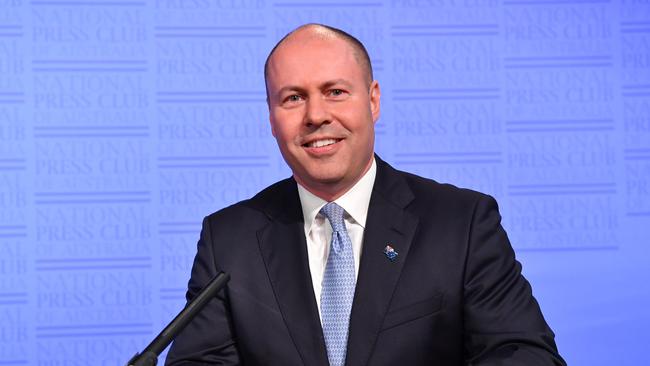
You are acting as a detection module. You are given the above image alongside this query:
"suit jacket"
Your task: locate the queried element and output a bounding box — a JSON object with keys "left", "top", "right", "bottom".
{"left": 165, "top": 157, "right": 565, "bottom": 366}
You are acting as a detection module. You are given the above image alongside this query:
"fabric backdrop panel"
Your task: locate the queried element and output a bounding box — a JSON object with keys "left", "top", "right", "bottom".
{"left": 0, "top": 1, "right": 648, "bottom": 365}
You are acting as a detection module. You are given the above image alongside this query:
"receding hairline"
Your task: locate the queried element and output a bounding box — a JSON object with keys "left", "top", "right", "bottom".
{"left": 264, "top": 24, "right": 374, "bottom": 92}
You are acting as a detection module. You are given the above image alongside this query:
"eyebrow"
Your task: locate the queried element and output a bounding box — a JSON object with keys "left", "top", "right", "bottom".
{"left": 274, "top": 79, "right": 355, "bottom": 98}
{"left": 321, "top": 79, "right": 354, "bottom": 90}
{"left": 275, "top": 85, "right": 306, "bottom": 99}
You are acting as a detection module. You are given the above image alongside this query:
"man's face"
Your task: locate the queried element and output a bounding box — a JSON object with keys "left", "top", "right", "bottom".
{"left": 265, "top": 32, "right": 380, "bottom": 199}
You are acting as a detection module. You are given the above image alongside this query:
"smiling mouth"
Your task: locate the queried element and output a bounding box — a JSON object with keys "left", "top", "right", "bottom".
{"left": 303, "top": 138, "right": 341, "bottom": 148}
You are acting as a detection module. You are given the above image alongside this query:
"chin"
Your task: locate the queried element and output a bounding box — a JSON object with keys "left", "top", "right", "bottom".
{"left": 299, "top": 168, "right": 345, "bottom": 187}
{"left": 308, "top": 173, "right": 344, "bottom": 185}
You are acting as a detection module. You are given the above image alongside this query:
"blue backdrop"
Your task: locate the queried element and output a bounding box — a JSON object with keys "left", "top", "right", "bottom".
{"left": 1, "top": 0, "right": 649, "bottom": 364}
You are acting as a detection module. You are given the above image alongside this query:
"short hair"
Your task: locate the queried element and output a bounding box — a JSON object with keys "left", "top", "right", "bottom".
{"left": 264, "top": 24, "right": 374, "bottom": 98}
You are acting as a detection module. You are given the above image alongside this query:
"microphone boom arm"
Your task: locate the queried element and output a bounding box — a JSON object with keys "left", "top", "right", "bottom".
{"left": 126, "top": 271, "right": 230, "bottom": 366}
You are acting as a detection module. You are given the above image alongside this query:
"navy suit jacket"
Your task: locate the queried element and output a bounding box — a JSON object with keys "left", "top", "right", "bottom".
{"left": 165, "top": 157, "right": 565, "bottom": 365}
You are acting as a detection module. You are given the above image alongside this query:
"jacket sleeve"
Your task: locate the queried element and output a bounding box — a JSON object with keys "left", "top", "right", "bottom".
{"left": 165, "top": 216, "right": 242, "bottom": 365}
{"left": 462, "top": 194, "right": 566, "bottom": 366}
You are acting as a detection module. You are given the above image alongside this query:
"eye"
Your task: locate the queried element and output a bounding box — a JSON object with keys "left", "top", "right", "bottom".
{"left": 328, "top": 89, "right": 347, "bottom": 98}
{"left": 284, "top": 94, "right": 303, "bottom": 103}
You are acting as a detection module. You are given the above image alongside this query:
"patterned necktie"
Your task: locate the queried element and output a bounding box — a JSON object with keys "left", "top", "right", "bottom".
{"left": 319, "top": 202, "right": 356, "bottom": 366}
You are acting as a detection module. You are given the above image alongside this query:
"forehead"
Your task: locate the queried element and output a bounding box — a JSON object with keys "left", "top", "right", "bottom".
{"left": 266, "top": 34, "right": 365, "bottom": 87}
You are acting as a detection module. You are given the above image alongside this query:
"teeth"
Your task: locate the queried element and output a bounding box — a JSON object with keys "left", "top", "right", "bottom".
{"left": 307, "top": 138, "right": 337, "bottom": 148}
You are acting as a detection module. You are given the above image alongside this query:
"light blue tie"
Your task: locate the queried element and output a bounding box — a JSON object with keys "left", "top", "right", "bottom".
{"left": 320, "top": 202, "right": 356, "bottom": 366}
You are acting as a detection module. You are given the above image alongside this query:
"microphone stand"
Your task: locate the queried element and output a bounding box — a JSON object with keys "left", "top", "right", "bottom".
{"left": 126, "top": 271, "right": 230, "bottom": 366}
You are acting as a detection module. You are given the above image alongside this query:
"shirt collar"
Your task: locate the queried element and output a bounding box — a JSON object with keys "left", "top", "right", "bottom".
{"left": 298, "top": 157, "right": 377, "bottom": 231}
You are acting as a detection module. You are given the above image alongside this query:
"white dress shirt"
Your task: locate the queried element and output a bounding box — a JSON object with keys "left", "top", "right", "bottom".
{"left": 297, "top": 158, "right": 377, "bottom": 321}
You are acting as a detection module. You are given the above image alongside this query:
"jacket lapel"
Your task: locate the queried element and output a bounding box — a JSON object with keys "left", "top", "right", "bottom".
{"left": 256, "top": 179, "right": 329, "bottom": 366}
{"left": 345, "top": 158, "right": 419, "bottom": 366}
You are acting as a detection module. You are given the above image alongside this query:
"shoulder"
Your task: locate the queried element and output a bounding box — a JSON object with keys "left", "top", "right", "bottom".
{"left": 377, "top": 158, "right": 495, "bottom": 214}
{"left": 203, "top": 177, "right": 297, "bottom": 229}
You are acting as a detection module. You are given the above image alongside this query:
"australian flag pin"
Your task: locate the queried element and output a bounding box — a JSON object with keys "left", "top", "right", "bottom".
{"left": 383, "top": 245, "right": 398, "bottom": 262}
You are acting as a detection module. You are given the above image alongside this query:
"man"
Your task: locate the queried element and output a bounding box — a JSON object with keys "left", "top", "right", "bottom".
{"left": 165, "top": 24, "right": 565, "bottom": 365}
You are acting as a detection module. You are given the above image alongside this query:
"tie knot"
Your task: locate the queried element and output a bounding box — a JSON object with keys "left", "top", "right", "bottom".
{"left": 319, "top": 202, "right": 346, "bottom": 233}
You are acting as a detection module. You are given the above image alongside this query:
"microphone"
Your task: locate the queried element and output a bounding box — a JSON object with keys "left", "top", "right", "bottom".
{"left": 126, "top": 271, "right": 230, "bottom": 366}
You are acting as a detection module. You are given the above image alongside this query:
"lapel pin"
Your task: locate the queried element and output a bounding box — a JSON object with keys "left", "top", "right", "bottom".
{"left": 383, "top": 245, "right": 398, "bottom": 262}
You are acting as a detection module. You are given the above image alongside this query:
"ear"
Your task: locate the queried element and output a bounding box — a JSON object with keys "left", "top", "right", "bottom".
{"left": 265, "top": 83, "right": 277, "bottom": 137}
{"left": 369, "top": 80, "right": 381, "bottom": 123}
{"left": 269, "top": 115, "right": 277, "bottom": 137}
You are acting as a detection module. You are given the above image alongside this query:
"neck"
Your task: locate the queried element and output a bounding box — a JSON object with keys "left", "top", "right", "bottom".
{"left": 295, "top": 157, "right": 374, "bottom": 202}
{"left": 297, "top": 181, "right": 353, "bottom": 202}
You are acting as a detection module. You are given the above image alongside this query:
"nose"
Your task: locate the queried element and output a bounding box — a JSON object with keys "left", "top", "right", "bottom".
{"left": 304, "top": 96, "right": 330, "bottom": 128}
